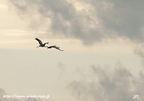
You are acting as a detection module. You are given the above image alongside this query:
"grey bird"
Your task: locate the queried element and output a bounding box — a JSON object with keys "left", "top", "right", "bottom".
{"left": 35, "top": 38, "right": 63, "bottom": 51}
{"left": 47, "top": 45, "right": 63, "bottom": 51}
{"left": 35, "top": 38, "right": 49, "bottom": 48}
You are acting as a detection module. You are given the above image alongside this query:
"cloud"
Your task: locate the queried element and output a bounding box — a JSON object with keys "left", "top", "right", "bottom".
{"left": 134, "top": 44, "right": 144, "bottom": 66}
{"left": 58, "top": 62, "right": 66, "bottom": 77}
{"left": 8, "top": 0, "right": 144, "bottom": 45}
{"left": 68, "top": 63, "right": 144, "bottom": 101}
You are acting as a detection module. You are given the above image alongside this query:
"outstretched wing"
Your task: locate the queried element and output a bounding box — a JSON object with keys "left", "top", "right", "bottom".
{"left": 35, "top": 38, "right": 43, "bottom": 46}
{"left": 47, "top": 45, "right": 63, "bottom": 51}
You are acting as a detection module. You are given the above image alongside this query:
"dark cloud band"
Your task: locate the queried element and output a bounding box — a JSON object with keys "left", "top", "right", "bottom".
{"left": 8, "top": 0, "right": 144, "bottom": 44}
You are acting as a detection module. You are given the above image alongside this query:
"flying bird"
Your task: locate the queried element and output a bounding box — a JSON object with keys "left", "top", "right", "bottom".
{"left": 35, "top": 38, "right": 49, "bottom": 48}
{"left": 35, "top": 38, "right": 63, "bottom": 51}
{"left": 47, "top": 45, "right": 63, "bottom": 51}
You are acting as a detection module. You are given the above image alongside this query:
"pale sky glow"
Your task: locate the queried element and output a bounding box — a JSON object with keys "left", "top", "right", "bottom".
{"left": 0, "top": 0, "right": 144, "bottom": 101}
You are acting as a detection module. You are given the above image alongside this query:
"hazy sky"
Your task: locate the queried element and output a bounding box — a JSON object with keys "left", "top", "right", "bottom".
{"left": 0, "top": 0, "right": 144, "bottom": 101}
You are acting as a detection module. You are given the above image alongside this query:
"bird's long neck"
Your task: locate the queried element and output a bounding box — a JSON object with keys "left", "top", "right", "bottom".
{"left": 45, "top": 42, "right": 49, "bottom": 44}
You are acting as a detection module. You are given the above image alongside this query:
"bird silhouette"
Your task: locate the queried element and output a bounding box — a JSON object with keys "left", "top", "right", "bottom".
{"left": 35, "top": 38, "right": 49, "bottom": 48}
{"left": 47, "top": 45, "right": 63, "bottom": 51}
{"left": 35, "top": 38, "right": 63, "bottom": 51}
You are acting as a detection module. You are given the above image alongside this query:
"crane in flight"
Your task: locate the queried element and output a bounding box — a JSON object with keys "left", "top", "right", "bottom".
{"left": 35, "top": 38, "right": 63, "bottom": 51}
{"left": 47, "top": 45, "right": 63, "bottom": 51}
{"left": 35, "top": 38, "right": 49, "bottom": 48}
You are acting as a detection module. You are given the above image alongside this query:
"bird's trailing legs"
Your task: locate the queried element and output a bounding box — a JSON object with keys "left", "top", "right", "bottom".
{"left": 36, "top": 45, "right": 48, "bottom": 48}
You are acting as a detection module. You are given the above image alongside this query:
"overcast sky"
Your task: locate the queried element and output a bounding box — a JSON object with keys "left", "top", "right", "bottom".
{"left": 0, "top": 0, "right": 144, "bottom": 101}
